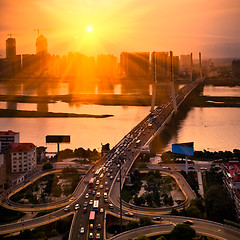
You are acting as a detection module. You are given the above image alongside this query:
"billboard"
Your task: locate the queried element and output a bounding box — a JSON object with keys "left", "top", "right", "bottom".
{"left": 172, "top": 142, "right": 194, "bottom": 156}
{"left": 46, "top": 135, "right": 70, "bottom": 143}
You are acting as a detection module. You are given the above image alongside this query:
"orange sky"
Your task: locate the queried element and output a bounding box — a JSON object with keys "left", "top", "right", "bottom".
{"left": 0, "top": 0, "right": 240, "bottom": 58}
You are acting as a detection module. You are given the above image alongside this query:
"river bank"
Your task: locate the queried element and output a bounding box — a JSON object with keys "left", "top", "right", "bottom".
{"left": 0, "top": 109, "right": 113, "bottom": 118}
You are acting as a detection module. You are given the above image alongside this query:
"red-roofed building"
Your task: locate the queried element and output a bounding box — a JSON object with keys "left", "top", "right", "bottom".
{"left": 223, "top": 161, "right": 240, "bottom": 220}
{"left": 0, "top": 130, "right": 19, "bottom": 153}
{"left": 5, "top": 143, "right": 36, "bottom": 173}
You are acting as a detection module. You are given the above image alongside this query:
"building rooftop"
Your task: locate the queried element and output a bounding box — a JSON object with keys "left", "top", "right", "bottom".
{"left": 226, "top": 161, "right": 240, "bottom": 182}
{"left": 0, "top": 130, "right": 19, "bottom": 136}
{"left": 8, "top": 143, "right": 35, "bottom": 153}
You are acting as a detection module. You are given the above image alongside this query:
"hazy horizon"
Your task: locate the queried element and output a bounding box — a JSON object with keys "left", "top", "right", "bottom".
{"left": 1, "top": 0, "right": 240, "bottom": 59}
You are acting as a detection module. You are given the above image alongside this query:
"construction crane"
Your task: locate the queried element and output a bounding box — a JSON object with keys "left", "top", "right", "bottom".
{"left": 34, "top": 28, "right": 51, "bottom": 37}
{"left": 7, "top": 33, "right": 21, "bottom": 38}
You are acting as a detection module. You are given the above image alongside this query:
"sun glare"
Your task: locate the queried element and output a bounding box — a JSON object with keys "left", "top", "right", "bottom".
{"left": 87, "top": 26, "right": 93, "bottom": 32}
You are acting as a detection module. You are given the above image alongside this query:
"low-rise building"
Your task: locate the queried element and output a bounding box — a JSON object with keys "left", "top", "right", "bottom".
{"left": 5, "top": 143, "right": 37, "bottom": 173}
{"left": 0, "top": 130, "right": 19, "bottom": 153}
{"left": 223, "top": 161, "right": 240, "bottom": 220}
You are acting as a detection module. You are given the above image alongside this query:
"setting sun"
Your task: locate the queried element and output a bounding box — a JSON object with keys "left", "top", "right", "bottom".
{"left": 87, "top": 26, "right": 93, "bottom": 32}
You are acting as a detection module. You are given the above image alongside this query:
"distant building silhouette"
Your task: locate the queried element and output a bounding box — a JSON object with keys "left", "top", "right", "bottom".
{"left": 6, "top": 38, "right": 16, "bottom": 59}
{"left": 4, "top": 37, "right": 21, "bottom": 76}
{"left": 36, "top": 34, "right": 48, "bottom": 55}
{"left": 36, "top": 34, "right": 49, "bottom": 76}
{"left": 97, "top": 54, "right": 118, "bottom": 79}
{"left": 180, "top": 54, "right": 192, "bottom": 76}
{"left": 120, "top": 52, "right": 150, "bottom": 80}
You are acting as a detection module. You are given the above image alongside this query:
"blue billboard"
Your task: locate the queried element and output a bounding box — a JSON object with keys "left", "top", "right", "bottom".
{"left": 172, "top": 142, "right": 194, "bottom": 156}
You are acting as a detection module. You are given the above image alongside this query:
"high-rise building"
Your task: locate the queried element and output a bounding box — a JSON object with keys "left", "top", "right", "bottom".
{"left": 151, "top": 52, "right": 169, "bottom": 82}
{"left": 6, "top": 38, "right": 16, "bottom": 60}
{"left": 0, "top": 130, "right": 20, "bottom": 153}
{"left": 120, "top": 52, "right": 150, "bottom": 80}
{"left": 36, "top": 34, "right": 49, "bottom": 75}
{"left": 36, "top": 35, "right": 48, "bottom": 55}
{"left": 180, "top": 54, "right": 192, "bottom": 75}
{"left": 5, "top": 37, "right": 21, "bottom": 76}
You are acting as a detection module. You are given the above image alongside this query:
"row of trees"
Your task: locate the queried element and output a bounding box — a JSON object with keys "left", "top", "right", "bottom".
{"left": 122, "top": 170, "right": 175, "bottom": 207}
{"left": 10, "top": 168, "right": 81, "bottom": 204}
{"left": 161, "top": 149, "right": 240, "bottom": 163}
{"left": 57, "top": 147, "right": 100, "bottom": 161}
{"left": 172, "top": 168, "right": 237, "bottom": 223}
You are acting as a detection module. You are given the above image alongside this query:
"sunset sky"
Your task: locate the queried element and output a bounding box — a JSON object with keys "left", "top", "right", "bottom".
{"left": 0, "top": 0, "right": 240, "bottom": 59}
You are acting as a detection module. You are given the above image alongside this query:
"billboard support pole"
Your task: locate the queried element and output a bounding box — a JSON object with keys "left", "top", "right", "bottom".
{"left": 185, "top": 156, "right": 188, "bottom": 174}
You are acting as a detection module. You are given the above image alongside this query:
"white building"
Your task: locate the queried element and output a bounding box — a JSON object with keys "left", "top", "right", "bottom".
{"left": 6, "top": 143, "right": 37, "bottom": 173}
{"left": 0, "top": 130, "right": 19, "bottom": 153}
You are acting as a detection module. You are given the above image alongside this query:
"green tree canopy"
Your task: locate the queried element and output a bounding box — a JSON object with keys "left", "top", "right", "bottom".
{"left": 42, "top": 162, "right": 53, "bottom": 171}
{"left": 171, "top": 224, "right": 196, "bottom": 240}
{"left": 136, "top": 235, "right": 150, "bottom": 240}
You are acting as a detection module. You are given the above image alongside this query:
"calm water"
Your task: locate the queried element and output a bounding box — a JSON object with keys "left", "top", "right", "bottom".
{"left": 0, "top": 85, "right": 239, "bottom": 153}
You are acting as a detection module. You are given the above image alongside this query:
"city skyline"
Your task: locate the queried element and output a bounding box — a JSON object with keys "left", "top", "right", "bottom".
{"left": 1, "top": 0, "right": 240, "bottom": 58}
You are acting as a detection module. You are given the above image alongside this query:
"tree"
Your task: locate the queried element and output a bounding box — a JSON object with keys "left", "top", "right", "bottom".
{"left": 205, "top": 185, "right": 236, "bottom": 222}
{"left": 157, "top": 236, "right": 167, "bottom": 240}
{"left": 126, "top": 221, "right": 139, "bottom": 230}
{"left": 186, "top": 205, "right": 202, "bottom": 218}
{"left": 139, "top": 217, "right": 153, "bottom": 226}
{"left": 136, "top": 235, "right": 150, "bottom": 240}
{"left": 161, "top": 152, "right": 172, "bottom": 163}
{"left": 42, "top": 162, "right": 53, "bottom": 171}
{"left": 171, "top": 224, "right": 196, "bottom": 240}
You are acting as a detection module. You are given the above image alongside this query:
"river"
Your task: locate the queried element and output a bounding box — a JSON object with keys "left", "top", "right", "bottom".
{"left": 0, "top": 84, "right": 239, "bottom": 153}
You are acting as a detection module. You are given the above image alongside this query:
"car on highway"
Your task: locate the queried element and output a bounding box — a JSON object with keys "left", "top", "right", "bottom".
{"left": 64, "top": 205, "right": 70, "bottom": 212}
{"left": 107, "top": 173, "right": 110, "bottom": 177}
{"left": 183, "top": 220, "right": 194, "bottom": 225}
{"left": 96, "top": 233, "right": 101, "bottom": 239}
{"left": 116, "top": 177, "right": 120, "bottom": 182}
{"left": 83, "top": 207, "right": 87, "bottom": 213}
{"left": 96, "top": 223, "right": 101, "bottom": 230}
{"left": 153, "top": 217, "right": 162, "bottom": 221}
{"left": 85, "top": 193, "right": 89, "bottom": 199}
{"left": 75, "top": 203, "right": 80, "bottom": 210}
{"left": 100, "top": 208, "right": 104, "bottom": 213}
{"left": 104, "top": 192, "right": 108, "bottom": 198}
{"left": 80, "top": 227, "right": 84, "bottom": 233}
{"left": 83, "top": 201, "right": 88, "bottom": 207}
{"left": 105, "top": 181, "right": 108, "bottom": 185}
{"left": 125, "top": 212, "right": 134, "bottom": 217}
{"left": 104, "top": 198, "right": 108, "bottom": 203}
{"left": 90, "top": 223, "right": 93, "bottom": 229}
{"left": 200, "top": 167, "right": 207, "bottom": 171}
{"left": 100, "top": 184, "right": 103, "bottom": 189}
{"left": 89, "top": 232, "right": 93, "bottom": 239}
{"left": 96, "top": 180, "right": 100, "bottom": 185}
{"left": 92, "top": 190, "right": 96, "bottom": 195}
{"left": 89, "top": 199, "right": 93, "bottom": 205}
{"left": 96, "top": 192, "right": 101, "bottom": 198}
{"left": 109, "top": 203, "right": 114, "bottom": 209}
{"left": 110, "top": 176, "right": 113, "bottom": 180}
